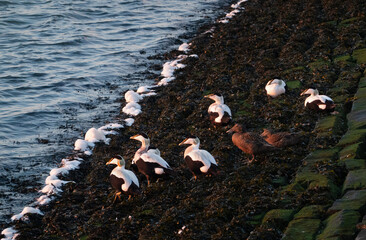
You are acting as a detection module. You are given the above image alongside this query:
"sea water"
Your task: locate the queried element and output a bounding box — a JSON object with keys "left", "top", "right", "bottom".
{"left": 0, "top": 0, "right": 228, "bottom": 224}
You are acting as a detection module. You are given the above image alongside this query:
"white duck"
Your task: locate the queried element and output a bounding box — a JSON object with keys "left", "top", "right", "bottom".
{"left": 204, "top": 94, "right": 232, "bottom": 126}
{"left": 130, "top": 133, "right": 173, "bottom": 185}
{"left": 106, "top": 156, "right": 140, "bottom": 202}
{"left": 265, "top": 79, "right": 286, "bottom": 98}
{"left": 179, "top": 136, "right": 219, "bottom": 180}
{"left": 300, "top": 88, "right": 335, "bottom": 111}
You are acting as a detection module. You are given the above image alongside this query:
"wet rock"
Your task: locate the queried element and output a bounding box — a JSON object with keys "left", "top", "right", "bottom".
{"left": 352, "top": 48, "right": 366, "bottom": 65}
{"left": 294, "top": 205, "right": 326, "bottom": 220}
{"left": 339, "top": 142, "right": 365, "bottom": 160}
{"left": 337, "top": 129, "right": 366, "bottom": 147}
{"left": 317, "top": 210, "right": 360, "bottom": 240}
{"left": 342, "top": 158, "right": 366, "bottom": 171}
{"left": 356, "top": 230, "right": 366, "bottom": 240}
{"left": 261, "top": 209, "right": 295, "bottom": 229}
{"left": 342, "top": 169, "right": 366, "bottom": 193}
{"left": 328, "top": 190, "right": 366, "bottom": 214}
{"left": 283, "top": 218, "right": 321, "bottom": 240}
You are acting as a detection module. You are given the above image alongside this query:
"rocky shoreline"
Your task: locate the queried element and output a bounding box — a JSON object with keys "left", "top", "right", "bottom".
{"left": 3, "top": 0, "right": 366, "bottom": 239}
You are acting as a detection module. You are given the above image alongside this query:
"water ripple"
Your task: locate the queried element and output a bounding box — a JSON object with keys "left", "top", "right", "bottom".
{"left": 0, "top": 0, "right": 227, "bottom": 224}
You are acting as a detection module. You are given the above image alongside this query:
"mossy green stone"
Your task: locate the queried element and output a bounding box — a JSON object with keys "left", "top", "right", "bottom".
{"left": 294, "top": 205, "right": 326, "bottom": 220}
{"left": 295, "top": 167, "right": 327, "bottom": 185}
{"left": 342, "top": 169, "right": 366, "bottom": 193}
{"left": 286, "top": 80, "right": 301, "bottom": 89}
{"left": 283, "top": 218, "right": 321, "bottom": 240}
{"left": 355, "top": 86, "right": 366, "bottom": 99}
{"left": 316, "top": 210, "right": 360, "bottom": 239}
{"left": 334, "top": 54, "right": 352, "bottom": 63}
{"left": 358, "top": 77, "right": 366, "bottom": 88}
{"left": 347, "top": 110, "right": 366, "bottom": 130}
{"left": 295, "top": 167, "right": 339, "bottom": 199}
{"left": 262, "top": 209, "right": 295, "bottom": 227}
{"left": 306, "top": 148, "right": 339, "bottom": 161}
{"left": 328, "top": 190, "right": 366, "bottom": 214}
{"left": 352, "top": 48, "right": 366, "bottom": 64}
{"left": 315, "top": 116, "right": 337, "bottom": 132}
{"left": 337, "top": 129, "right": 366, "bottom": 147}
{"left": 282, "top": 182, "right": 306, "bottom": 193}
{"left": 339, "top": 142, "right": 365, "bottom": 160}
{"left": 343, "top": 159, "right": 366, "bottom": 170}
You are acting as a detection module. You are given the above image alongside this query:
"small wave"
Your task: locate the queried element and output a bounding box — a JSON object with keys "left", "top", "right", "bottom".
{"left": 0, "top": 0, "right": 11, "bottom": 6}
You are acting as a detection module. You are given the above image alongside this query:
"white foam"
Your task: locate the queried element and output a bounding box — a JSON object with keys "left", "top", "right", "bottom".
{"left": 158, "top": 77, "right": 175, "bottom": 86}
{"left": 11, "top": 207, "right": 43, "bottom": 221}
{"left": 99, "top": 123, "right": 124, "bottom": 130}
{"left": 1, "top": 227, "right": 18, "bottom": 240}
{"left": 84, "top": 150, "right": 92, "bottom": 156}
{"left": 178, "top": 42, "right": 190, "bottom": 53}
{"left": 137, "top": 85, "right": 154, "bottom": 93}
{"left": 74, "top": 139, "right": 90, "bottom": 152}
{"left": 124, "top": 118, "right": 135, "bottom": 126}
{"left": 125, "top": 90, "right": 142, "bottom": 103}
{"left": 36, "top": 195, "right": 53, "bottom": 205}
{"left": 45, "top": 175, "right": 71, "bottom": 188}
{"left": 122, "top": 102, "right": 142, "bottom": 116}
{"left": 61, "top": 159, "right": 82, "bottom": 171}
{"left": 85, "top": 127, "right": 106, "bottom": 143}
{"left": 141, "top": 92, "right": 157, "bottom": 98}
{"left": 231, "top": 0, "right": 247, "bottom": 9}
{"left": 49, "top": 167, "right": 69, "bottom": 177}
{"left": 218, "top": 0, "right": 247, "bottom": 24}
{"left": 40, "top": 184, "right": 61, "bottom": 195}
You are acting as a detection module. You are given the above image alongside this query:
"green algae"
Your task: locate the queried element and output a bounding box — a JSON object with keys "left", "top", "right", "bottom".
{"left": 342, "top": 159, "right": 366, "bottom": 170}
{"left": 352, "top": 48, "right": 366, "bottom": 64}
{"left": 286, "top": 80, "right": 301, "bottom": 89}
{"left": 317, "top": 210, "right": 360, "bottom": 240}
{"left": 283, "top": 218, "right": 321, "bottom": 240}
{"left": 328, "top": 190, "right": 366, "bottom": 213}
{"left": 337, "top": 129, "right": 366, "bottom": 147}
{"left": 315, "top": 116, "right": 337, "bottom": 132}
{"left": 339, "top": 142, "right": 365, "bottom": 160}
{"left": 294, "top": 205, "right": 327, "bottom": 220}
{"left": 262, "top": 209, "right": 296, "bottom": 228}
{"left": 342, "top": 170, "right": 366, "bottom": 193}
{"left": 334, "top": 55, "right": 352, "bottom": 64}
{"left": 306, "top": 148, "right": 339, "bottom": 161}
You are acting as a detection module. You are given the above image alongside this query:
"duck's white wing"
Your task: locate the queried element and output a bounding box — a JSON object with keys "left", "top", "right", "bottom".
{"left": 124, "top": 169, "right": 139, "bottom": 187}
{"left": 140, "top": 152, "right": 171, "bottom": 169}
{"left": 305, "top": 95, "right": 319, "bottom": 106}
{"left": 111, "top": 167, "right": 132, "bottom": 191}
{"left": 209, "top": 104, "right": 231, "bottom": 122}
{"left": 319, "top": 95, "right": 333, "bottom": 103}
{"left": 188, "top": 149, "right": 216, "bottom": 166}
{"left": 222, "top": 104, "right": 232, "bottom": 116}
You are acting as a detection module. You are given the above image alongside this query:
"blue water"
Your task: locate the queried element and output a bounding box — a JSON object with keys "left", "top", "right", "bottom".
{"left": 0, "top": 0, "right": 228, "bottom": 224}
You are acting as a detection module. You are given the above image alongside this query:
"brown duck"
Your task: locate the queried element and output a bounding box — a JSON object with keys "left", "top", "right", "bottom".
{"left": 260, "top": 129, "right": 301, "bottom": 148}
{"left": 227, "top": 124, "right": 277, "bottom": 162}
